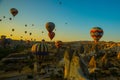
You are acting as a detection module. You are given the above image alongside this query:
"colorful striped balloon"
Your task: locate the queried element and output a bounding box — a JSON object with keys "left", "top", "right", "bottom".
{"left": 31, "top": 41, "right": 49, "bottom": 55}
{"left": 90, "top": 27, "right": 103, "bottom": 43}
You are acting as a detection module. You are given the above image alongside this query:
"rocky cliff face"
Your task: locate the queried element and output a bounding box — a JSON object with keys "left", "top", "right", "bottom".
{"left": 64, "top": 48, "right": 90, "bottom": 80}
{"left": 86, "top": 42, "right": 120, "bottom": 80}
{"left": 63, "top": 42, "right": 120, "bottom": 80}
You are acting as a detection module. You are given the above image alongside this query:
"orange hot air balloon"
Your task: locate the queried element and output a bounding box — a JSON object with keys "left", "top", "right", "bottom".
{"left": 48, "top": 32, "right": 55, "bottom": 40}
{"left": 90, "top": 27, "right": 104, "bottom": 43}
{"left": 55, "top": 40, "right": 62, "bottom": 48}
{"left": 45, "top": 22, "right": 55, "bottom": 32}
{"left": 10, "top": 8, "right": 18, "bottom": 17}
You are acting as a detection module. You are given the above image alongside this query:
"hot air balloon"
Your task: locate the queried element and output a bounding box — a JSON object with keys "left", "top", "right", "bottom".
{"left": 0, "top": 38, "right": 12, "bottom": 48}
{"left": 25, "top": 31, "right": 27, "bottom": 34}
{"left": 10, "top": 34, "right": 12, "bottom": 36}
{"left": 90, "top": 27, "right": 103, "bottom": 43}
{"left": 65, "top": 22, "right": 68, "bottom": 24}
{"left": 42, "top": 31, "right": 44, "bottom": 34}
{"left": 59, "top": 1, "right": 62, "bottom": 5}
{"left": 32, "top": 24, "right": 34, "bottom": 26}
{"left": 12, "top": 29, "right": 15, "bottom": 32}
{"left": 55, "top": 40, "right": 62, "bottom": 48}
{"left": 31, "top": 39, "right": 49, "bottom": 56}
{"left": 29, "top": 32, "right": 32, "bottom": 35}
{"left": 9, "top": 17, "right": 12, "bottom": 20}
{"left": 3, "top": 16, "right": 5, "bottom": 18}
{"left": 48, "top": 32, "right": 55, "bottom": 40}
{"left": 45, "top": 22, "right": 55, "bottom": 33}
{"left": 34, "top": 39, "right": 36, "bottom": 41}
{"left": 26, "top": 40, "right": 30, "bottom": 45}
{"left": 25, "top": 24, "right": 27, "bottom": 27}
{"left": 10, "top": 8, "right": 18, "bottom": 17}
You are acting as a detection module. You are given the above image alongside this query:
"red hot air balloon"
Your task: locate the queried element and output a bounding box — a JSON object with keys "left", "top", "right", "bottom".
{"left": 45, "top": 22, "right": 55, "bottom": 33}
{"left": 48, "top": 32, "right": 55, "bottom": 40}
{"left": 90, "top": 27, "right": 104, "bottom": 43}
{"left": 10, "top": 8, "right": 18, "bottom": 17}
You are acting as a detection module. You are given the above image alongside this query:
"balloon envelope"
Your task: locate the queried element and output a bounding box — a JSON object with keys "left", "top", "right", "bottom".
{"left": 42, "top": 31, "right": 44, "bottom": 33}
{"left": 12, "top": 29, "right": 15, "bottom": 31}
{"left": 90, "top": 27, "right": 103, "bottom": 43}
{"left": 9, "top": 18, "right": 12, "bottom": 20}
{"left": 55, "top": 40, "right": 62, "bottom": 48}
{"left": 25, "top": 31, "right": 27, "bottom": 34}
{"left": 25, "top": 24, "right": 27, "bottom": 27}
{"left": 29, "top": 33, "right": 32, "bottom": 35}
{"left": 3, "top": 16, "right": 5, "bottom": 18}
{"left": 31, "top": 41, "right": 49, "bottom": 55}
{"left": 48, "top": 32, "right": 55, "bottom": 40}
{"left": 10, "top": 8, "right": 18, "bottom": 17}
{"left": 32, "top": 24, "right": 34, "bottom": 26}
{"left": 10, "top": 34, "right": 12, "bottom": 36}
{"left": 46, "top": 22, "right": 55, "bottom": 32}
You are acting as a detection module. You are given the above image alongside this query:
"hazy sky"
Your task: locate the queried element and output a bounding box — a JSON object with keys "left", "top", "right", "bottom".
{"left": 0, "top": 0, "right": 120, "bottom": 42}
